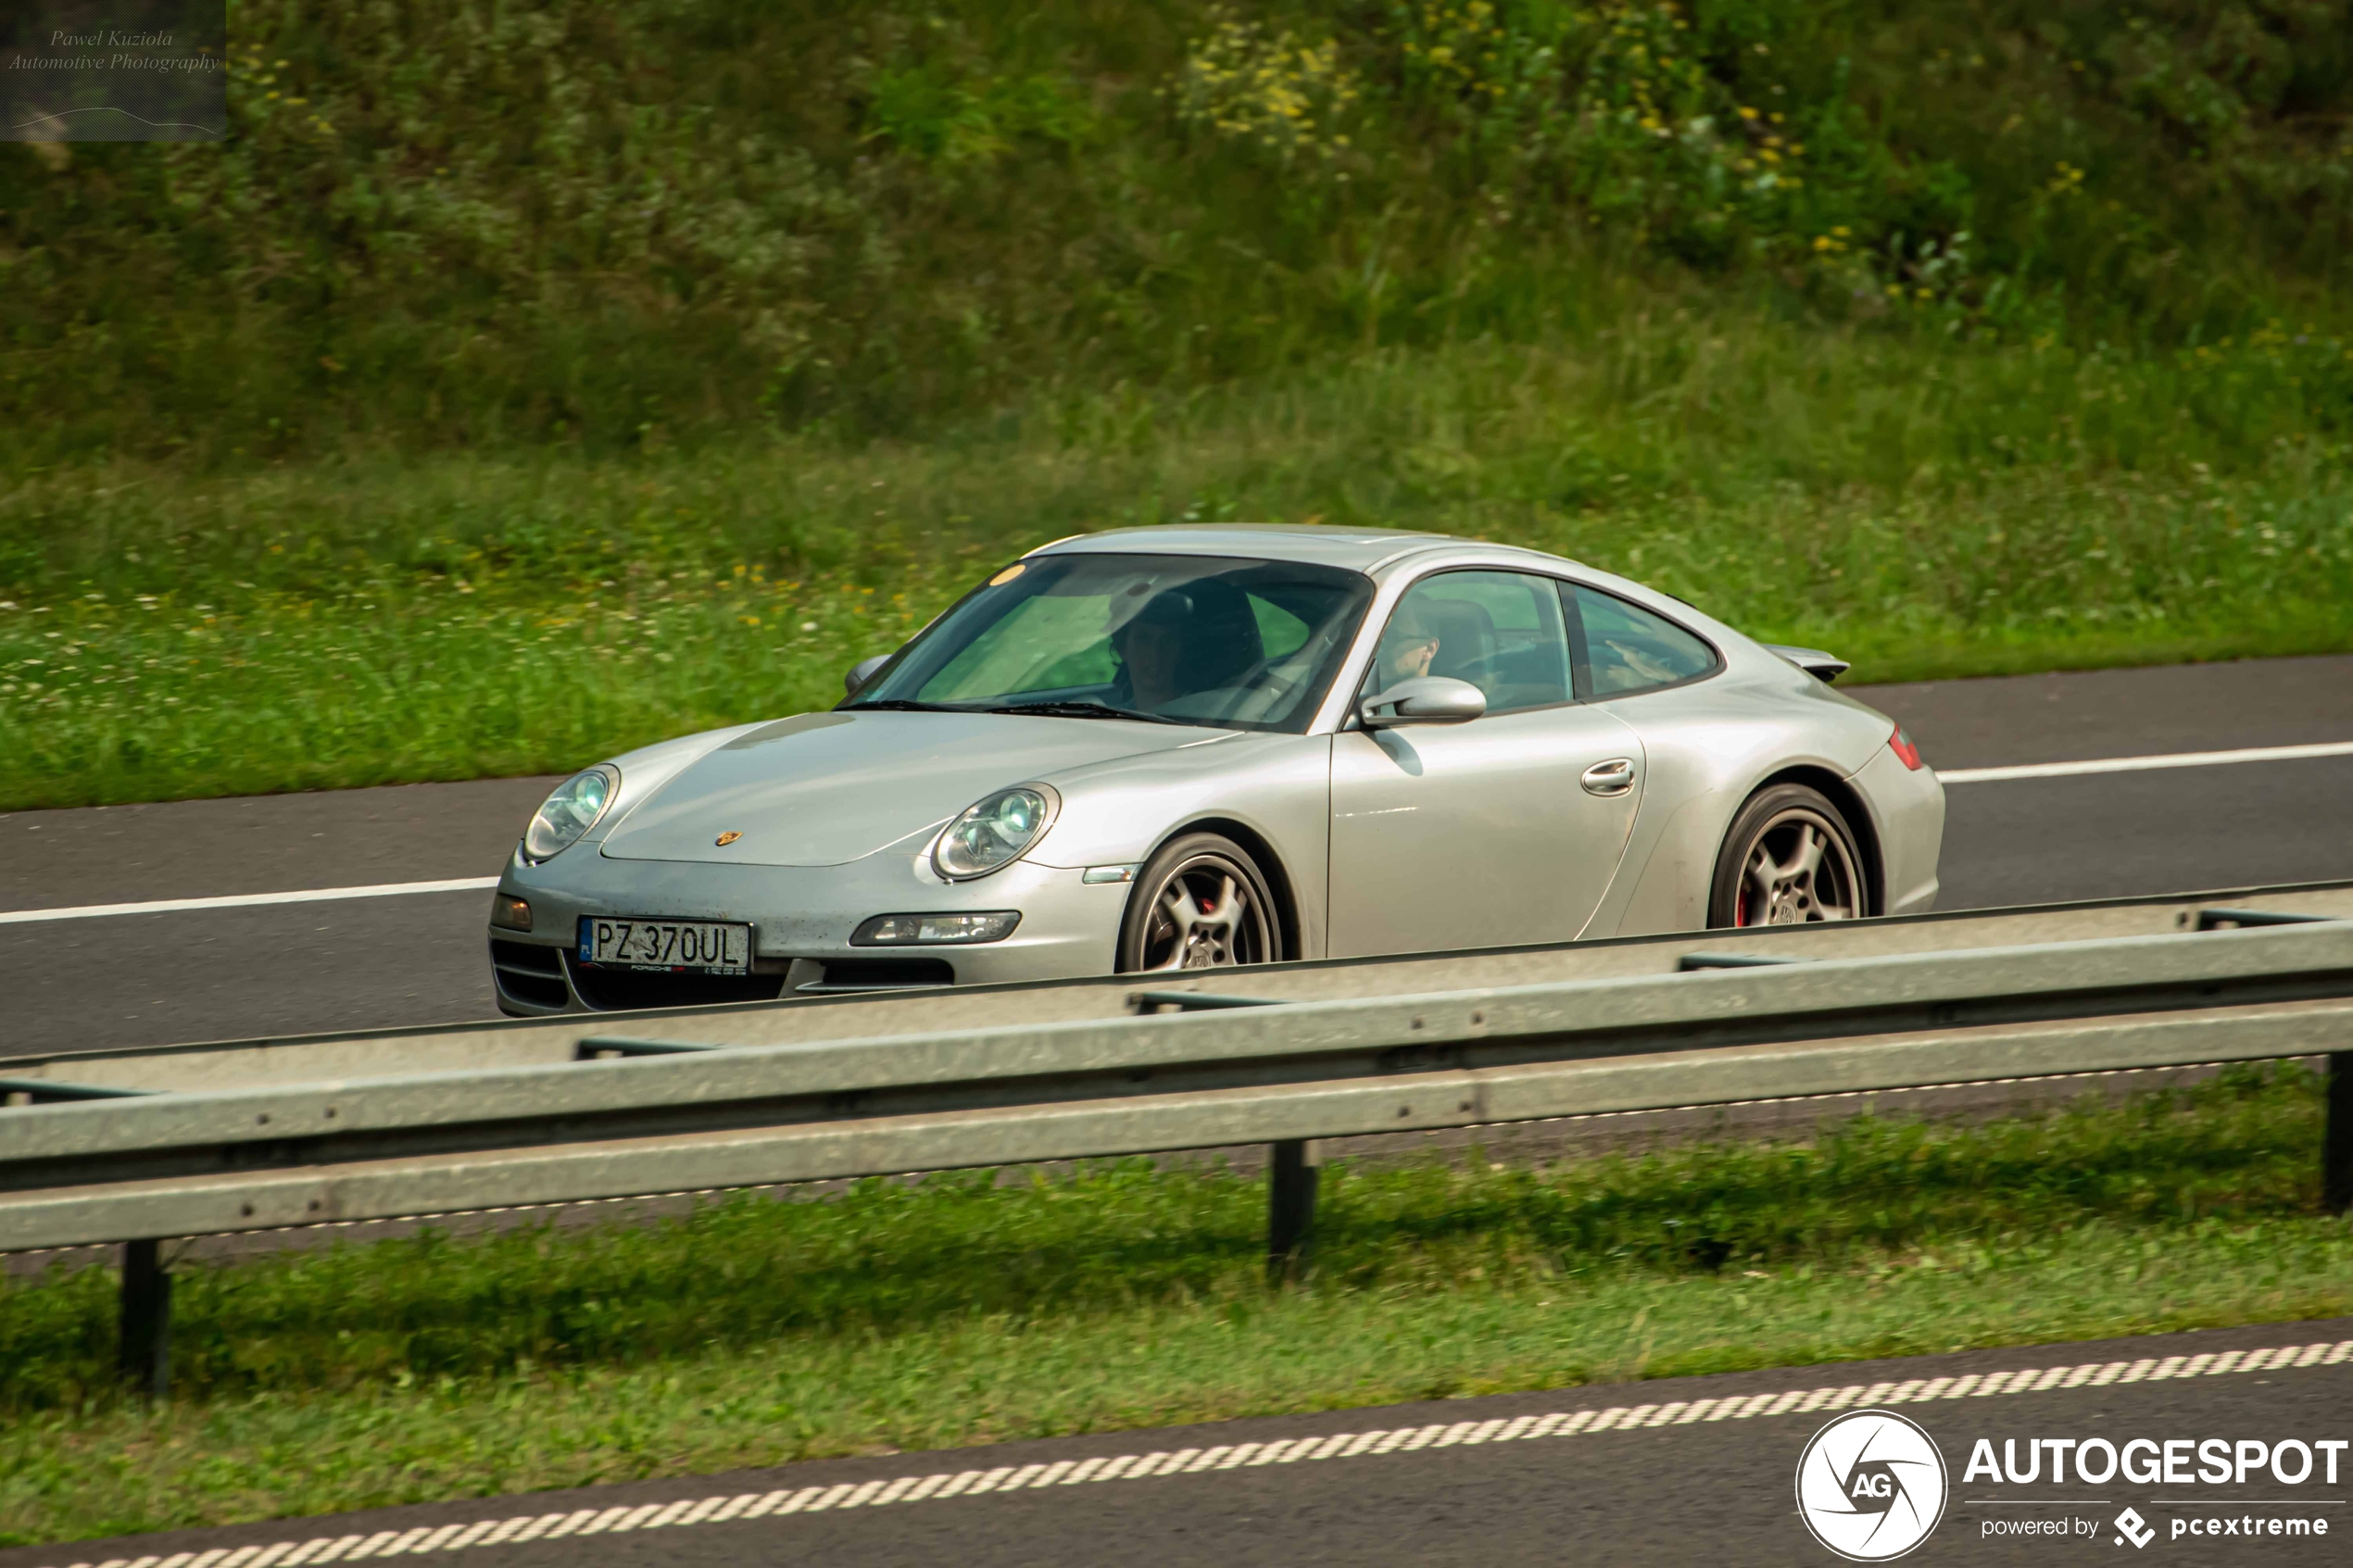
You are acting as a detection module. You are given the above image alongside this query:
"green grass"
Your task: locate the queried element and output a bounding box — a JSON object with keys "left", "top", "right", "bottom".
{"left": 7, "top": 323, "right": 2353, "bottom": 809}
{"left": 3, "top": 1065, "right": 2346, "bottom": 1548}
{"left": 9, "top": 2, "right": 2353, "bottom": 807}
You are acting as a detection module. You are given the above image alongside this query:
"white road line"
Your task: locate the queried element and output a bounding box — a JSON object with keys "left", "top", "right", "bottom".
{"left": 34, "top": 1338, "right": 2351, "bottom": 1567}
{"left": 0, "top": 878, "right": 501, "bottom": 926}
{"left": 1939, "top": 739, "right": 2353, "bottom": 784}
{"left": 0, "top": 737, "right": 2344, "bottom": 929}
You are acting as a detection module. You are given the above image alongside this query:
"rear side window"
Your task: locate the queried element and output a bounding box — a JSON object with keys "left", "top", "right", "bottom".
{"left": 1565, "top": 583, "right": 1718, "bottom": 699}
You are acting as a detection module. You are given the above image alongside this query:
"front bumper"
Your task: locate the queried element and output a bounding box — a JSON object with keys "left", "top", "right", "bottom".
{"left": 485, "top": 841, "right": 1134, "bottom": 1015}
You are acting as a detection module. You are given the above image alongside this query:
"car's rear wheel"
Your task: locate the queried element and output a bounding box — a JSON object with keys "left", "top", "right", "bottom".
{"left": 1707, "top": 784, "right": 1869, "bottom": 928}
{"left": 1117, "top": 832, "right": 1280, "bottom": 972}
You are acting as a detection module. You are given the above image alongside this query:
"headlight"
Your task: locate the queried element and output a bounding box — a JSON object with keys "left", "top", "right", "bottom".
{"left": 522, "top": 765, "right": 620, "bottom": 863}
{"left": 932, "top": 785, "right": 1056, "bottom": 880}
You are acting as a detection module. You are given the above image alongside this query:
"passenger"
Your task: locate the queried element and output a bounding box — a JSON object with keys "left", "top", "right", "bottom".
{"left": 1375, "top": 605, "right": 1441, "bottom": 686}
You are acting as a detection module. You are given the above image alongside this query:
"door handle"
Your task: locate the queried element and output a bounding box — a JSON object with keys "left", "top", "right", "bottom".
{"left": 1580, "top": 759, "right": 1636, "bottom": 797}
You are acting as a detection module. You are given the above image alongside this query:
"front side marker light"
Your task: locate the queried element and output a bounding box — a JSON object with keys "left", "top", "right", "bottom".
{"left": 1082, "top": 864, "right": 1139, "bottom": 884}
{"left": 1888, "top": 727, "right": 1926, "bottom": 771}
{"left": 490, "top": 894, "right": 533, "bottom": 932}
{"left": 851, "top": 911, "right": 1022, "bottom": 946}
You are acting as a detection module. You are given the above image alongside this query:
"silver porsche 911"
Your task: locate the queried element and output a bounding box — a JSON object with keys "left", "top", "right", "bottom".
{"left": 486, "top": 525, "right": 1944, "bottom": 1013}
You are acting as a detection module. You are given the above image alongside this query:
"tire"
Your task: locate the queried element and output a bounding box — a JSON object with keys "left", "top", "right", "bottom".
{"left": 1116, "top": 832, "right": 1282, "bottom": 972}
{"left": 1706, "top": 784, "right": 1869, "bottom": 928}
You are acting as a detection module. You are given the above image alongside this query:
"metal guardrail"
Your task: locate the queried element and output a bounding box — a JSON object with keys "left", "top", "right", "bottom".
{"left": 14, "top": 923, "right": 2353, "bottom": 1173}
{"left": 11, "top": 882, "right": 2353, "bottom": 1098}
{"left": 6, "top": 917, "right": 2352, "bottom": 1399}
{"left": 0, "top": 1077, "right": 151, "bottom": 1104}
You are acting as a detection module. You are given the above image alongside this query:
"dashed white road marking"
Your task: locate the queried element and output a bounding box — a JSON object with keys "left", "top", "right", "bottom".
{"left": 0, "top": 878, "right": 502, "bottom": 926}
{"left": 1938, "top": 739, "right": 2353, "bottom": 784}
{"left": 35, "top": 1338, "right": 2352, "bottom": 1566}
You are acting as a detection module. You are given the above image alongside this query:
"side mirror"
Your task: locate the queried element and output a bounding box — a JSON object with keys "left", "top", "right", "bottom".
{"left": 844, "top": 653, "right": 893, "bottom": 697}
{"left": 1360, "top": 675, "right": 1486, "bottom": 729}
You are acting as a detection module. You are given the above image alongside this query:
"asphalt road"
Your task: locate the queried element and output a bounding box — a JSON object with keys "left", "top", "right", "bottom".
{"left": 12, "top": 1318, "right": 2346, "bottom": 1568}
{"left": 1861, "top": 654, "right": 2353, "bottom": 909}
{"left": 4, "top": 654, "right": 2352, "bottom": 1058}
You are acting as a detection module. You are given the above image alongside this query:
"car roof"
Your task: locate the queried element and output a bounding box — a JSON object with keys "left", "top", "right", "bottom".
{"left": 1026, "top": 524, "right": 1572, "bottom": 574}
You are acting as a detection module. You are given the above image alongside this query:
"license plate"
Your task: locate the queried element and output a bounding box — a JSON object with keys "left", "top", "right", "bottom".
{"left": 577, "top": 917, "right": 752, "bottom": 974}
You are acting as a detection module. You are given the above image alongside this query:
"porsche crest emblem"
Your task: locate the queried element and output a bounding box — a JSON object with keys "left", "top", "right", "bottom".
{"left": 713, "top": 831, "right": 742, "bottom": 847}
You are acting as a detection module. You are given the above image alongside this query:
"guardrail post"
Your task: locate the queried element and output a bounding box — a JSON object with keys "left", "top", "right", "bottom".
{"left": 2327, "top": 1053, "right": 2353, "bottom": 1217}
{"left": 1267, "top": 1139, "right": 1321, "bottom": 1281}
{"left": 119, "top": 1238, "right": 171, "bottom": 1400}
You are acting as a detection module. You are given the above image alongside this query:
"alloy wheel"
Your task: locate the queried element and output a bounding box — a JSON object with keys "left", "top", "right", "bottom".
{"left": 1733, "top": 807, "right": 1863, "bottom": 926}
{"left": 1135, "top": 851, "right": 1274, "bottom": 970}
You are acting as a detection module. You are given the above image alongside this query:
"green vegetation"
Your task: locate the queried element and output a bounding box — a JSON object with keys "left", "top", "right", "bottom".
{"left": 8, "top": 0, "right": 2352, "bottom": 457}
{"left": 6, "top": 0, "right": 2353, "bottom": 807}
{"left": 4, "top": 1066, "right": 2347, "bottom": 1547}
{"left": 6, "top": 328, "right": 2351, "bottom": 808}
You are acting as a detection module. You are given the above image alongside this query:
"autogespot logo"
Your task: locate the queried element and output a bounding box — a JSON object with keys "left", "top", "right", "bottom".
{"left": 1796, "top": 1410, "right": 1951, "bottom": 1562}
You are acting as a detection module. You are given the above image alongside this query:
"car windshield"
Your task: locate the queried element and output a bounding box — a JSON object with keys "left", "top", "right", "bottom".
{"left": 845, "top": 552, "right": 1375, "bottom": 732}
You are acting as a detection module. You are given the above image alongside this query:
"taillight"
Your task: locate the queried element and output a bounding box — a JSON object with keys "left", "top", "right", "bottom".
{"left": 1888, "top": 727, "right": 1925, "bottom": 771}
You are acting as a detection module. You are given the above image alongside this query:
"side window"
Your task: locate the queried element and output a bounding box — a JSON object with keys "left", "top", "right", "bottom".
{"left": 1373, "top": 571, "right": 1572, "bottom": 715}
{"left": 1567, "top": 583, "right": 1718, "bottom": 698}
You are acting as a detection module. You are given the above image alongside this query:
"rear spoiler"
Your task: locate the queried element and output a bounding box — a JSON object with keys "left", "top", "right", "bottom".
{"left": 1762, "top": 644, "right": 1851, "bottom": 683}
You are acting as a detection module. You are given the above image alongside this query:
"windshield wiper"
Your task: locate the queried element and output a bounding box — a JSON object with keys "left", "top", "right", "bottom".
{"left": 986, "top": 700, "right": 1190, "bottom": 725}
{"left": 840, "top": 698, "right": 968, "bottom": 713}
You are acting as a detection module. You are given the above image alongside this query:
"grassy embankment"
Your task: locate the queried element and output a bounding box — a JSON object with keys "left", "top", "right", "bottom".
{"left": 6, "top": 0, "right": 2353, "bottom": 808}
{"left": 6, "top": 328, "right": 2352, "bottom": 810}
{"left": 2, "top": 1065, "right": 2347, "bottom": 1547}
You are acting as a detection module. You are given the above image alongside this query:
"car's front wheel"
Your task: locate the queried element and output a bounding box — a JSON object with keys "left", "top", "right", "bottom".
{"left": 1117, "top": 832, "right": 1281, "bottom": 972}
{"left": 1707, "top": 784, "right": 1869, "bottom": 928}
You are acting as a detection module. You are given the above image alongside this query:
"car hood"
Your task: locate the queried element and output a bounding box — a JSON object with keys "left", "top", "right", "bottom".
{"left": 598, "top": 710, "right": 1225, "bottom": 867}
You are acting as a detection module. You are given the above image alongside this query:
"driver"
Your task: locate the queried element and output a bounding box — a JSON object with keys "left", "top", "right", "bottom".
{"left": 1110, "top": 590, "right": 1194, "bottom": 709}
{"left": 1109, "top": 583, "right": 1261, "bottom": 711}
